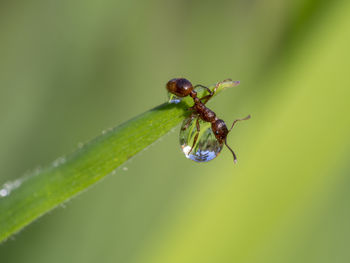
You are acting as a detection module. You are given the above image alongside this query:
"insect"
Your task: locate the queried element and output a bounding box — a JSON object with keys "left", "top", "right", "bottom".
{"left": 166, "top": 78, "right": 250, "bottom": 163}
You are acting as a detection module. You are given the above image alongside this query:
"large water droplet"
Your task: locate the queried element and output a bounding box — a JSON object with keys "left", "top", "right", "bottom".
{"left": 179, "top": 117, "right": 223, "bottom": 162}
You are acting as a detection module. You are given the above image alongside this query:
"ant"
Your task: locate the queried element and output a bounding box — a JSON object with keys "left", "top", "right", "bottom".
{"left": 166, "top": 78, "right": 250, "bottom": 163}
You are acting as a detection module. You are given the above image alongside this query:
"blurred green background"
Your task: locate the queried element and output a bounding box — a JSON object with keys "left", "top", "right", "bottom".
{"left": 1, "top": 0, "right": 350, "bottom": 262}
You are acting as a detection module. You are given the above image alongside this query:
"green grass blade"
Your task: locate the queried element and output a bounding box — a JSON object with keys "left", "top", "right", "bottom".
{"left": 0, "top": 80, "right": 237, "bottom": 242}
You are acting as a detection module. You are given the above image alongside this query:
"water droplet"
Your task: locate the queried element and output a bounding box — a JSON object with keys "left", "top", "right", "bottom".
{"left": 179, "top": 117, "right": 223, "bottom": 162}
{"left": 167, "top": 92, "right": 182, "bottom": 104}
{"left": 52, "top": 157, "right": 66, "bottom": 167}
{"left": 77, "top": 142, "right": 84, "bottom": 148}
{"left": 122, "top": 167, "right": 128, "bottom": 171}
{"left": 0, "top": 189, "right": 8, "bottom": 197}
{"left": 0, "top": 179, "right": 23, "bottom": 198}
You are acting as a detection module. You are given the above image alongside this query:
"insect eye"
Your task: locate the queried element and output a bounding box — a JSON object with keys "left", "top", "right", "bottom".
{"left": 215, "top": 131, "right": 219, "bottom": 135}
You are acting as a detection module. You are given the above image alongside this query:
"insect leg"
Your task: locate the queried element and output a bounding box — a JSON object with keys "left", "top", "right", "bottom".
{"left": 199, "top": 79, "right": 230, "bottom": 104}
{"left": 194, "top": 84, "right": 215, "bottom": 105}
{"left": 225, "top": 137, "right": 237, "bottom": 164}
{"left": 188, "top": 117, "right": 200, "bottom": 154}
{"left": 194, "top": 84, "right": 213, "bottom": 96}
{"left": 199, "top": 94, "right": 214, "bottom": 105}
{"left": 229, "top": 115, "right": 251, "bottom": 132}
{"left": 211, "top": 78, "right": 235, "bottom": 97}
{"left": 181, "top": 112, "right": 197, "bottom": 131}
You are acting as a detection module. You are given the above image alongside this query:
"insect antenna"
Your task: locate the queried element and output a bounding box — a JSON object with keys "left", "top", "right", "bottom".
{"left": 225, "top": 137, "right": 237, "bottom": 164}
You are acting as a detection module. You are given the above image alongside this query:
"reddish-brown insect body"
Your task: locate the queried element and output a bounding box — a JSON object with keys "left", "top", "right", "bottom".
{"left": 166, "top": 78, "right": 250, "bottom": 163}
{"left": 166, "top": 78, "right": 196, "bottom": 98}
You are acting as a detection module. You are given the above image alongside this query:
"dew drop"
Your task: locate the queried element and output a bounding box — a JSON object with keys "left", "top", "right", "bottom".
{"left": 52, "top": 157, "right": 66, "bottom": 167}
{"left": 0, "top": 179, "right": 23, "bottom": 198}
{"left": 0, "top": 189, "right": 8, "bottom": 197}
{"left": 167, "top": 92, "right": 182, "bottom": 104}
{"left": 179, "top": 117, "right": 223, "bottom": 162}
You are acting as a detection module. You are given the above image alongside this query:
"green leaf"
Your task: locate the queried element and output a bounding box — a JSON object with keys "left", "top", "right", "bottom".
{"left": 0, "top": 80, "right": 238, "bottom": 242}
